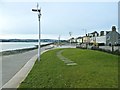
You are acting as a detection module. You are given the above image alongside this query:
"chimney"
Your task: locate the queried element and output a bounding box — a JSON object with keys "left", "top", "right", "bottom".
{"left": 112, "top": 26, "right": 116, "bottom": 32}
{"left": 100, "top": 31, "right": 104, "bottom": 36}
{"left": 106, "top": 31, "right": 110, "bottom": 35}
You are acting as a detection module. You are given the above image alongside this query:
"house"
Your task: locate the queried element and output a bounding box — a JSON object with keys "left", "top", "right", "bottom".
{"left": 88, "top": 31, "right": 99, "bottom": 44}
{"left": 96, "top": 36, "right": 106, "bottom": 45}
{"left": 106, "top": 26, "right": 120, "bottom": 46}
{"left": 95, "top": 31, "right": 107, "bottom": 45}
{"left": 68, "top": 37, "right": 76, "bottom": 43}
{"left": 83, "top": 35, "right": 90, "bottom": 44}
{"left": 72, "top": 26, "right": 120, "bottom": 46}
{"left": 88, "top": 31, "right": 99, "bottom": 37}
{"left": 73, "top": 38, "right": 77, "bottom": 43}
{"left": 76, "top": 37, "right": 83, "bottom": 44}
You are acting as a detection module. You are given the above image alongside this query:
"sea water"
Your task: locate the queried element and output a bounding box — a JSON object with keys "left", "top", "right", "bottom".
{"left": 0, "top": 42, "right": 50, "bottom": 52}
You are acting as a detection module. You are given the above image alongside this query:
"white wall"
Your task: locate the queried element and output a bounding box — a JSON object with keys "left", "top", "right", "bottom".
{"left": 77, "top": 39, "right": 82, "bottom": 43}
{"left": 96, "top": 36, "right": 106, "bottom": 44}
{"left": 83, "top": 37, "right": 90, "bottom": 43}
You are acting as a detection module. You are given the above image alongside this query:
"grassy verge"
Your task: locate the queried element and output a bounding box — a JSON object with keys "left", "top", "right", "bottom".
{"left": 19, "top": 48, "right": 118, "bottom": 88}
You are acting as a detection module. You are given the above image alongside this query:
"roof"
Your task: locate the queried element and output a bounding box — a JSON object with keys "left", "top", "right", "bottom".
{"left": 106, "top": 31, "right": 120, "bottom": 37}
{"left": 76, "top": 37, "right": 82, "bottom": 39}
{"left": 90, "top": 31, "right": 98, "bottom": 34}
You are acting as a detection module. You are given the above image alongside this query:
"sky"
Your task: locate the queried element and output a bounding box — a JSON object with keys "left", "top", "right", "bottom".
{"left": 0, "top": 1, "right": 118, "bottom": 40}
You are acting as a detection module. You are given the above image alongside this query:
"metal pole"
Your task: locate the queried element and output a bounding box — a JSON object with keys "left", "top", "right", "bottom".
{"left": 38, "top": 9, "right": 41, "bottom": 61}
{"left": 38, "top": 14, "right": 40, "bottom": 61}
{"left": 83, "top": 29, "right": 87, "bottom": 48}
{"left": 69, "top": 32, "right": 72, "bottom": 46}
{"left": 32, "top": 3, "right": 41, "bottom": 62}
{"left": 58, "top": 35, "right": 60, "bottom": 47}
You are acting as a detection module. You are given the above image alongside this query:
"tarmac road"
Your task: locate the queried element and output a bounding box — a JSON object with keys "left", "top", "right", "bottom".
{"left": 1, "top": 45, "right": 52, "bottom": 86}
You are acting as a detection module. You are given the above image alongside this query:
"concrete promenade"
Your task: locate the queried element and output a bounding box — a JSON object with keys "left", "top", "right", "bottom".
{"left": 1, "top": 45, "right": 53, "bottom": 88}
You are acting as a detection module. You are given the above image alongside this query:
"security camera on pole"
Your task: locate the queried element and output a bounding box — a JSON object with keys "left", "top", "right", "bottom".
{"left": 32, "top": 3, "right": 41, "bottom": 61}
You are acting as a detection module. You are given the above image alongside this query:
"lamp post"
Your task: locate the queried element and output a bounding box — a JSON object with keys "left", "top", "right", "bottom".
{"left": 32, "top": 3, "right": 41, "bottom": 61}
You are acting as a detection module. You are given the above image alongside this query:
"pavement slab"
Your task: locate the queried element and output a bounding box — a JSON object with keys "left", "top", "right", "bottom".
{"left": 56, "top": 49, "right": 77, "bottom": 66}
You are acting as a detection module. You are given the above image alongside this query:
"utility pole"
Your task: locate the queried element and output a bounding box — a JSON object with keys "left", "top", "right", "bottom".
{"left": 32, "top": 3, "right": 41, "bottom": 61}
{"left": 58, "top": 35, "right": 61, "bottom": 47}
{"left": 69, "top": 32, "right": 72, "bottom": 46}
{"left": 83, "top": 29, "right": 87, "bottom": 49}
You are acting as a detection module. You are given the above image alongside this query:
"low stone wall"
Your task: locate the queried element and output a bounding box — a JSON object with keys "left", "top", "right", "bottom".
{"left": 1, "top": 43, "right": 54, "bottom": 56}
{"left": 76, "top": 45, "right": 120, "bottom": 55}
{"left": 99, "top": 46, "right": 120, "bottom": 51}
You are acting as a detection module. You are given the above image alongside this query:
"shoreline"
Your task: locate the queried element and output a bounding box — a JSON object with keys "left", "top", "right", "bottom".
{"left": 0, "top": 43, "right": 54, "bottom": 56}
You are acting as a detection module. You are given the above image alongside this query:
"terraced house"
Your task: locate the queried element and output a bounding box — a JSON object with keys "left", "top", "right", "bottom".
{"left": 106, "top": 26, "right": 120, "bottom": 46}
{"left": 75, "top": 26, "right": 120, "bottom": 46}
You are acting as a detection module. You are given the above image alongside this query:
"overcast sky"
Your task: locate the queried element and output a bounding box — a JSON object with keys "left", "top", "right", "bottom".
{"left": 0, "top": 1, "right": 118, "bottom": 40}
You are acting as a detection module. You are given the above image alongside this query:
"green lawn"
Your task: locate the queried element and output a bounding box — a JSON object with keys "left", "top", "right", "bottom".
{"left": 19, "top": 48, "right": 118, "bottom": 88}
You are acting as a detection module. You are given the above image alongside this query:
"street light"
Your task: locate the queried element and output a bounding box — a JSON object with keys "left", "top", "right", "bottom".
{"left": 32, "top": 3, "right": 41, "bottom": 61}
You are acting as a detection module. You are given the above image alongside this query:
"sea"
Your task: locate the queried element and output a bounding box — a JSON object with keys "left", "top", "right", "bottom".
{"left": 0, "top": 42, "right": 51, "bottom": 52}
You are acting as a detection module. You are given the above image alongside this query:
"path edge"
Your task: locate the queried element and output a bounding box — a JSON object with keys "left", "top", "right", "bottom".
{"left": 1, "top": 49, "right": 50, "bottom": 89}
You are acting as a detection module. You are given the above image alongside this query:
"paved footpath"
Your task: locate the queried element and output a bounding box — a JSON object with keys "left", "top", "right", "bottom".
{"left": 1, "top": 45, "right": 52, "bottom": 88}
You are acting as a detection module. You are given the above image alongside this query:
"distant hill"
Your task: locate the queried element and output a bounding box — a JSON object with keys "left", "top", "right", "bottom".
{"left": 0, "top": 39, "right": 67, "bottom": 42}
